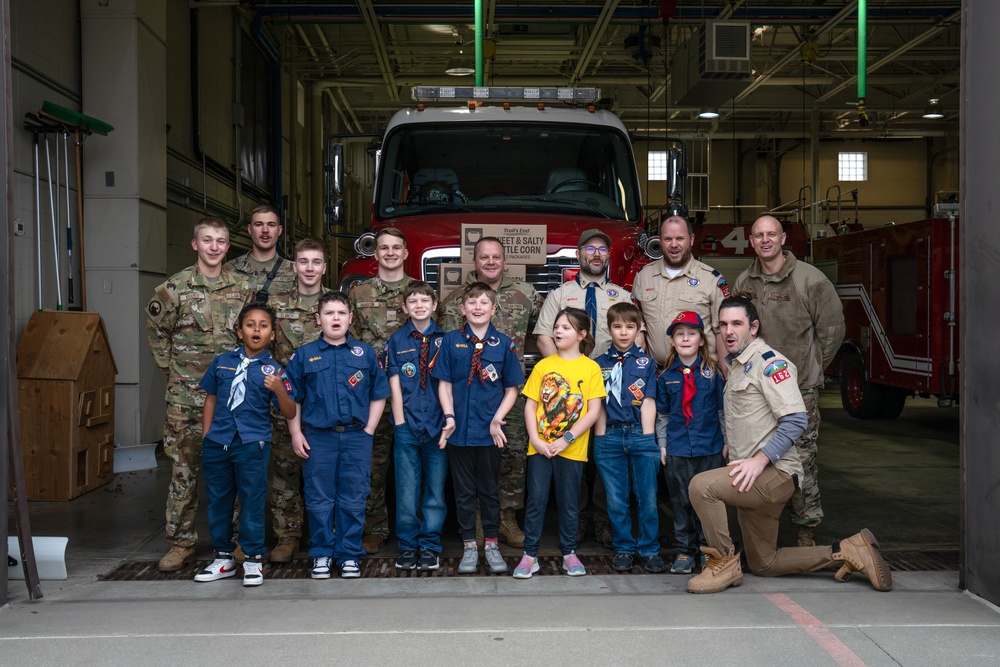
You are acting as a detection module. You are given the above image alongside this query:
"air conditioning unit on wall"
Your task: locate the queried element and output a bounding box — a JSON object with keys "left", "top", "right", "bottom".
{"left": 670, "top": 20, "right": 751, "bottom": 107}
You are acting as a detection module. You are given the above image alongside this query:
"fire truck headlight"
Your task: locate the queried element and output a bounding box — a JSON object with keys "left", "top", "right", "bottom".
{"left": 354, "top": 232, "right": 377, "bottom": 257}
{"left": 339, "top": 273, "right": 369, "bottom": 295}
{"left": 643, "top": 236, "right": 663, "bottom": 260}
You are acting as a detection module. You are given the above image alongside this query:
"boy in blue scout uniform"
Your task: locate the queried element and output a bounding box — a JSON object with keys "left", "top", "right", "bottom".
{"left": 593, "top": 303, "right": 664, "bottom": 573}
{"left": 285, "top": 291, "right": 391, "bottom": 579}
{"left": 384, "top": 281, "right": 448, "bottom": 571}
{"left": 433, "top": 282, "right": 525, "bottom": 574}
{"left": 195, "top": 303, "right": 296, "bottom": 587}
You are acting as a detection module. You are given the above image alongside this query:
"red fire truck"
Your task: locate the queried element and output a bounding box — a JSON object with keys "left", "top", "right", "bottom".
{"left": 812, "top": 213, "right": 960, "bottom": 418}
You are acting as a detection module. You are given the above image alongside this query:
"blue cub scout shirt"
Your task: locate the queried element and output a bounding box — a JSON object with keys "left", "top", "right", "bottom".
{"left": 431, "top": 323, "right": 525, "bottom": 447}
{"left": 285, "top": 336, "right": 392, "bottom": 430}
{"left": 596, "top": 344, "right": 657, "bottom": 426}
{"left": 199, "top": 348, "right": 284, "bottom": 446}
{"left": 385, "top": 319, "right": 446, "bottom": 440}
{"left": 655, "top": 357, "right": 726, "bottom": 457}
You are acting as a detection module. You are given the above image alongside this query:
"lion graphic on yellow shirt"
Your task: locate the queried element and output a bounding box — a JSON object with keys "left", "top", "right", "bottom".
{"left": 539, "top": 373, "right": 584, "bottom": 440}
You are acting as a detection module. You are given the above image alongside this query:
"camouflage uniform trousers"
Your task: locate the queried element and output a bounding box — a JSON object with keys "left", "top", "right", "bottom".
{"left": 163, "top": 402, "right": 204, "bottom": 548}
{"left": 789, "top": 388, "right": 823, "bottom": 528}
{"left": 269, "top": 414, "right": 304, "bottom": 540}
{"left": 499, "top": 394, "right": 528, "bottom": 511}
{"left": 364, "top": 405, "right": 394, "bottom": 538}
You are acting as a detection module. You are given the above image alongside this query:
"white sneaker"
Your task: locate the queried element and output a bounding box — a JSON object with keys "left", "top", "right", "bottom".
{"left": 341, "top": 559, "right": 362, "bottom": 578}
{"left": 311, "top": 556, "right": 332, "bottom": 579}
{"left": 243, "top": 558, "right": 264, "bottom": 587}
{"left": 193, "top": 553, "right": 237, "bottom": 582}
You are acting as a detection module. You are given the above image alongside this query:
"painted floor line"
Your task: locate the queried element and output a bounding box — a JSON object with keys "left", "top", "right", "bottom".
{"left": 767, "top": 592, "right": 868, "bottom": 667}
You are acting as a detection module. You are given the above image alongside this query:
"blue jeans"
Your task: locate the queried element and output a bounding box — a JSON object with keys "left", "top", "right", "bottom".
{"left": 302, "top": 427, "right": 372, "bottom": 566}
{"left": 523, "top": 454, "right": 584, "bottom": 557}
{"left": 393, "top": 423, "right": 448, "bottom": 554}
{"left": 594, "top": 425, "right": 661, "bottom": 557}
{"left": 202, "top": 434, "right": 271, "bottom": 557}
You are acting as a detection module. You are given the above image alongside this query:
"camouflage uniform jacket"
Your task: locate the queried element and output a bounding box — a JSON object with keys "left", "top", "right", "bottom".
{"left": 146, "top": 265, "right": 248, "bottom": 407}
{"left": 269, "top": 288, "right": 321, "bottom": 367}
{"left": 348, "top": 275, "right": 414, "bottom": 363}
{"left": 224, "top": 251, "right": 297, "bottom": 300}
{"left": 442, "top": 272, "right": 543, "bottom": 368}
{"left": 734, "top": 251, "right": 845, "bottom": 390}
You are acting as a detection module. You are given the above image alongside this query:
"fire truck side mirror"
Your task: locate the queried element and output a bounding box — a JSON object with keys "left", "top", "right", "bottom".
{"left": 326, "top": 142, "right": 346, "bottom": 228}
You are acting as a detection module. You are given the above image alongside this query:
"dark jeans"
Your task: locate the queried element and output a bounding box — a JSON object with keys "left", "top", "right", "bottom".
{"left": 393, "top": 423, "right": 448, "bottom": 554}
{"left": 523, "top": 454, "right": 585, "bottom": 557}
{"left": 448, "top": 444, "right": 502, "bottom": 542}
{"left": 665, "top": 453, "right": 726, "bottom": 556}
{"left": 202, "top": 434, "right": 270, "bottom": 557}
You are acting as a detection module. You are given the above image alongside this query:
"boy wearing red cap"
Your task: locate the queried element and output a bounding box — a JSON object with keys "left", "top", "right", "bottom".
{"left": 655, "top": 310, "right": 727, "bottom": 574}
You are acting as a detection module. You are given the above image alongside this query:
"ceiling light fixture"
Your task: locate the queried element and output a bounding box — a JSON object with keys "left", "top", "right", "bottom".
{"left": 697, "top": 108, "right": 720, "bottom": 119}
{"left": 445, "top": 55, "right": 475, "bottom": 76}
{"left": 922, "top": 98, "right": 944, "bottom": 119}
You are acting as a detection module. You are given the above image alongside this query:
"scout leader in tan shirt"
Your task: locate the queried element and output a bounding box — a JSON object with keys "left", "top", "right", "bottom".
{"left": 534, "top": 229, "right": 643, "bottom": 359}
{"left": 632, "top": 216, "right": 729, "bottom": 367}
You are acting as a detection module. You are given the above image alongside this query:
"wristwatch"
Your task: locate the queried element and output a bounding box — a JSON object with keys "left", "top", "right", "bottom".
{"left": 563, "top": 431, "right": 576, "bottom": 444}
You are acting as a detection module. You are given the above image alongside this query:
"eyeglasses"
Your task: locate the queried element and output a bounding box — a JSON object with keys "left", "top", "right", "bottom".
{"left": 583, "top": 245, "right": 609, "bottom": 255}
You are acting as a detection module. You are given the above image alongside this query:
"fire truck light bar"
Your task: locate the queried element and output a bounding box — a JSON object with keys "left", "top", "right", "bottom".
{"left": 411, "top": 86, "right": 601, "bottom": 103}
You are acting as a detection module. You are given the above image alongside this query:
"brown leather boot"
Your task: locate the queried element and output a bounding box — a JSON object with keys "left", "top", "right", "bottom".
{"left": 833, "top": 529, "right": 892, "bottom": 591}
{"left": 158, "top": 545, "right": 196, "bottom": 572}
{"left": 499, "top": 509, "right": 525, "bottom": 548}
{"left": 797, "top": 526, "right": 817, "bottom": 547}
{"left": 270, "top": 537, "right": 299, "bottom": 563}
{"left": 686, "top": 547, "right": 743, "bottom": 594}
{"left": 362, "top": 534, "right": 385, "bottom": 555}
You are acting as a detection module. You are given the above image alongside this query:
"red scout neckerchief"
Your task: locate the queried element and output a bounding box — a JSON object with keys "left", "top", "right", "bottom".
{"left": 681, "top": 364, "right": 697, "bottom": 425}
{"left": 410, "top": 330, "right": 430, "bottom": 388}
{"left": 462, "top": 325, "right": 485, "bottom": 385}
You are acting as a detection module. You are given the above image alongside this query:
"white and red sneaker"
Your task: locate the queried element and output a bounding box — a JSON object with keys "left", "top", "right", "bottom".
{"left": 193, "top": 553, "right": 237, "bottom": 582}
{"left": 242, "top": 556, "right": 264, "bottom": 587}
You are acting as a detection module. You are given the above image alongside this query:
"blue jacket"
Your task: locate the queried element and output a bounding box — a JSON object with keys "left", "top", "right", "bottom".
{"left": 200, "top": 348, "right": 283, "bottom": 446}
{"left": 595, "top": 344, "right": 657, "bottom": 425}
{"left": 385, "top": 319, "right": 446, "bottom": 440}
{"left": 655, "top": 357, "right": 725, "bottom": 457}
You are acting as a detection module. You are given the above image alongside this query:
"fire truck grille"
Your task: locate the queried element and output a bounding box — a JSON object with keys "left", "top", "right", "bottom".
{"left": 423, "top": 255, "right": 578, "bottom": 298}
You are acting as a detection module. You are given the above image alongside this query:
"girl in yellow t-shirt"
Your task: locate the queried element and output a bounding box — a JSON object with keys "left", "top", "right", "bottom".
{"left": 514, "top": 307, "right": 607, "bottom": 579}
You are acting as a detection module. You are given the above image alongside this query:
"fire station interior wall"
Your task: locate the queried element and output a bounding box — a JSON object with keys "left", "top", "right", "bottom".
{"left": 960, "top": 0, "right": 1000, "bottom": 608}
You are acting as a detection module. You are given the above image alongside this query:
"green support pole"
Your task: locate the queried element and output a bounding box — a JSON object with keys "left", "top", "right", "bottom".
{"left": 475, "top": 0, "right": 483, "bottom": 86}
{"left": 857, "top": 0, "right": 869, "bottom": 126}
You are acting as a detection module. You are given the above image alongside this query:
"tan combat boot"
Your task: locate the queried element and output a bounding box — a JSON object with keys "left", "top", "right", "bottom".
{"left": 362, "top": 534, "right": 385, "bottom": 555}
{"left": 833, "top": 528, "right": 892, "bottom": 591}
{"left": 499, "top": 509, "right": 525, "bottom": 548}
{"left": 686, "top": 546, "right": 743, "bottom": 594}
{"left": 232, "top": 544, "right": 246, "bottom": 564}
{"left": 158, "top": 545, "right": 196, "bottom": 572}
{"left": 270, "top": 537, "right": 299, "bottom": 563}
{"left": 797, "top": 526, "right": 817, "bottom": 547}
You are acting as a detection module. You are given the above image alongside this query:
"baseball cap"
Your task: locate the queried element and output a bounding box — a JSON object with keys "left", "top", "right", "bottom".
{"left": 666, "top": 310, "right": 705, "bottom": 336}
{"left": 578, "top": 229, "right": 612, "bottom": 248}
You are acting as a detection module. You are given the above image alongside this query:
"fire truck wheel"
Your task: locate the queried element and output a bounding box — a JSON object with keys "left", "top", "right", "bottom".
{"left": 878, "top": 388, "right": 908, "bottom": 419}
{"left": 840, "top": 351, "right": 884, "bottom": 419}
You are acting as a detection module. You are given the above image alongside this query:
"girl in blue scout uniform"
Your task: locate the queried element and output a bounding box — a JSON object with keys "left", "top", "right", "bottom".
{"left": 655, "top": 310, "right": 727, "bottom": 575}
{"left": 196, "top": 303, "right": 296, "bottom": 587}
{"left": 515, "top": 308, "right": 607, "bottom": 579}
{"left": 384, "top": 281, "right": 448, "bottom": 572}
{"left": 432, "top": 283, "right": 524, "bottom": 575}
{"left": 592, "top": 302, "right": 663, "bottom": 574}
{"left": 284, "top": 291, "right": 391, "bottom": 580}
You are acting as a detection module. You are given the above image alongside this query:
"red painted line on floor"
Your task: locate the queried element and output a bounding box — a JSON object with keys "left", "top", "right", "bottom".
{"left": 766, "top": 592, "right": 868, "bottom": 667}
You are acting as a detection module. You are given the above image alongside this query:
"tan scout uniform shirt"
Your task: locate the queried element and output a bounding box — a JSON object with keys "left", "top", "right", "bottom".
{"left": 146, "top": 266, "right": 248, "bottom": 407}
{"left": 734, "top": 251, "right": 845, "bottom": 390}
{"left": 224, "top": 252, "right": 297, "bottom": 299}
{"left": 632, "top": 258, "right": 730, "bottom": 365}
{"left": 442, "top": 272, "right": 543, "bottom": 369}
{"left": 725, "top": 337, "right": 805, "bottom": 481}
{"left": 348, "top": 275, "right": 413, "bottom": 361}
{"left": 269, "top": 289, "right": 321, "bottom": 367}
{"left": 532, "top": 275, "right": 633, "bottom": 359}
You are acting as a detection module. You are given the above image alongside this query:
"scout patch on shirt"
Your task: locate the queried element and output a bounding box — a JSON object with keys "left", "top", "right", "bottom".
{"left": 607, "top": 288, "right": 619, "bottom": 297}
{"left": 744, "top": 361, "right": 753, "bottom": 373}
{"left": 435, "top": 338, "right": 442, "bottom": 348}
{"left": 262, "top": 364, "right": 276, "bottom": 376}
{"left": 401, "top": 362, "right": 416, "bottom": 378}
{"left": 628, "top": 382, "right": 645, "bottom": 399}
{"left": 482, "top": 363, "right": 499, "bottom": 382}
{"left": 281, "top": 371, "right": 293, "bottom": 394}
{"left": 348, "top": 370, "right": 364, "bottom": 387}
{"left": 309, "top": 356, "right": 322, "bottom": 362}
{"left": 351, "top": 346, "right": 365, "bottom": 357}
{"left": 763, "top": 359, "right": 791, "bottom": 384}
{"left": 636, "top": 356, "right": 650, "bottom": 367}
{"left": 702, "top": 367, "right": 714, "bottom": 379}
{"left": 601, "top": 369, "right": 611, "bottom": 381}
{"left": 688, "top": 277, "right": 700, "bottom": 287}
{"left": 487, "top": 336, "right": 501, "bottom": 347}
{"left": 717, "top": 276, "right": 731, "bottom": 298}
{"left": 148, "top": 300, "right": 162, "bottom": 316}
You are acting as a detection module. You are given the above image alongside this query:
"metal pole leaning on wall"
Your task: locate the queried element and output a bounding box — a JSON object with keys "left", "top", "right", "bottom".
{"left": 63, "top": 130, "right": 73, "bottom": 305}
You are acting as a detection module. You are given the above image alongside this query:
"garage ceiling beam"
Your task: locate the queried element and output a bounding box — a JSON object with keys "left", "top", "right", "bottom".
{"left": 571, "top": 0, "right": 620, "bottom": 85}
{"left": 355, "top": 0, "right": 399, "bottom": 102}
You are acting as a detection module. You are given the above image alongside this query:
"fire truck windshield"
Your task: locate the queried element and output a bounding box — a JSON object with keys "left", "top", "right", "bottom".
{"left": 375, "top": 121, "right": 641, "bottom": 223}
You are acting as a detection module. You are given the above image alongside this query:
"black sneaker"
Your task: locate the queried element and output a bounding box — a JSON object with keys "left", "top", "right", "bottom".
{"left": 395, "top": 550, "right": 418, "bottom": 570}
{"left": 611, "top": 552, "right": 634, "bottom": 571}
{"left": 417, "top": 550, "right": 440, "bottom": 571}
{"left": 642, "top": 554, "right": 667, "bottom": 573}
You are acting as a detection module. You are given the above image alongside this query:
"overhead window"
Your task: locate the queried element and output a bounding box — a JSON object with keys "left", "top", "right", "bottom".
{"left": 648, "top": 150, "right": 669, "bottom": 181}
{"left": 838, "top": 151, "right": 868, "bottom": 182}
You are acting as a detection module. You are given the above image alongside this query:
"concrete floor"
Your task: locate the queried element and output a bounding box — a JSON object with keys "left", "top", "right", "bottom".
{"left": 4, "top": 391, "right": 995, "bottom": 666}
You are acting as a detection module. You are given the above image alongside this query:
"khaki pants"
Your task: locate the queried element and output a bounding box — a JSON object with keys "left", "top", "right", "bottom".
{"left": 689, "top": 465, "right": 835, "bottom": 577}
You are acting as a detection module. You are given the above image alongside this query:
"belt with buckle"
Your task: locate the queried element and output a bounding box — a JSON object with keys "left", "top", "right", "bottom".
{"left": 333, "top": 424, "right": 362, "bottom": 432}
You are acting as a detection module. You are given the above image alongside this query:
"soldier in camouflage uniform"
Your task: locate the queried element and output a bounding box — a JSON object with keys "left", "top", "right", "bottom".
{"left": 266, "top": 237, "right": 327, "bottom": 562}
{"left": 147, "top": 217, "right": 249, "bottom": 572}
{"left": 349, "top": 227, "right": 413, "bottom": 554}
{"left": 224, "top": 204, "right": 296, "bottom": 301}
{"left": 442, "top": 237, "right": 543, "bottom": 548}
{"left": 734, "top": 215, "right": 845, "bottom": 547}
